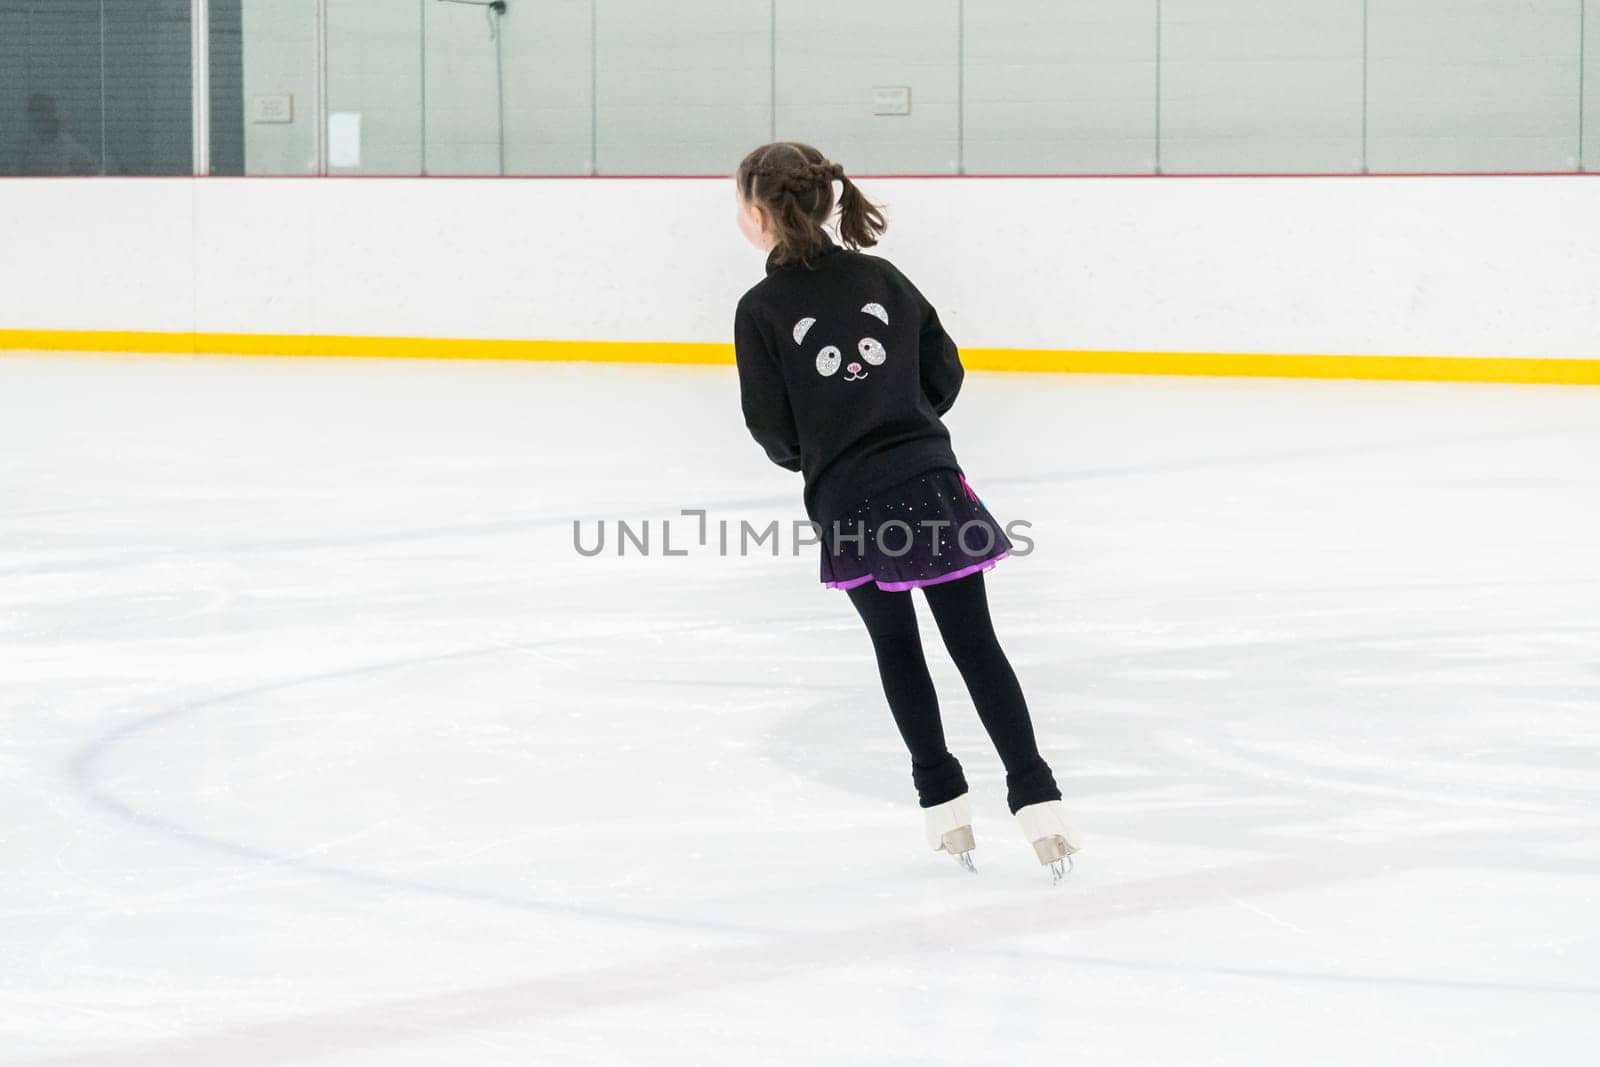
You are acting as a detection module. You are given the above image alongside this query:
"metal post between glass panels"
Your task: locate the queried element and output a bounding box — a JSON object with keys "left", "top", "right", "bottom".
{"left": 315, "top": 0, "right": 328, "bottom": 175}
{"left": 191, "top": 0, "right": 211, "bottom": 175}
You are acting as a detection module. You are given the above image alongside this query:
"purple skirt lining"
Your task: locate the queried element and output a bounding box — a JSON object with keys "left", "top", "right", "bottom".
{"left": 824, "top": 550, "right": 1010, "bottom": 592}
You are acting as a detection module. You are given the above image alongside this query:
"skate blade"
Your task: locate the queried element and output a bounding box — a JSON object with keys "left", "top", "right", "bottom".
{"left": 1032, "top": 835, "right": 1078, "bottom": 884}
{"left": 939, "top": 826, "right": 978, "bottom": 873}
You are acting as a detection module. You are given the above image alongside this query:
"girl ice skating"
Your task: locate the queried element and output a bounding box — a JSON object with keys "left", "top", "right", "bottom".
{"left": 730, "top": 141, "right": 1081, "bottom": 880}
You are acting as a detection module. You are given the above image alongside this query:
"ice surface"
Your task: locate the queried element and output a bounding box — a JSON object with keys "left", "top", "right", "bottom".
{"left": 2, "top": 354, "right": 1598, "bottom": 1065}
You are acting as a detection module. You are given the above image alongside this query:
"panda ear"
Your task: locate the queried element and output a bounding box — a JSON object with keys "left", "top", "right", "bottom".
{"left": 793, "top": 317, "right": 817, "bottom": 344}
{"left": 861, "top": 302, "right": 889, "bottom": 325}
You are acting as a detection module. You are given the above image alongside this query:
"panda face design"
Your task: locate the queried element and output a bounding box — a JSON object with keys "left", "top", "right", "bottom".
{"left": 795, "top": 304, "right": 890, "bottom": 383}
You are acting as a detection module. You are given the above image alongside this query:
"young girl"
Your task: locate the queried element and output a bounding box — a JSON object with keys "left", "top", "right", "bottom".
{"left": 730, "top": 141, "right": 1080, "bottom": 881}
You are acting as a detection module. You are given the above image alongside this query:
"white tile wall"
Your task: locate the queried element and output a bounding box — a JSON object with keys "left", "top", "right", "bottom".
{"left": 1368, "top": 0, "right": 1582, "bottom": 171}
{"left": 239, "top": 0, "right": 1593, "bottom": 176}
{"left": 595, "top": 0, "right": 769, "bottom": 174}
{"left": 964, "top": 1, "right": 1157, "bottom": 174}
{"left": 497, "top": 0, "right": 591, "bottom": 175}
{"left": 1160, "top": 0, "right": 1363, "bottom": 174}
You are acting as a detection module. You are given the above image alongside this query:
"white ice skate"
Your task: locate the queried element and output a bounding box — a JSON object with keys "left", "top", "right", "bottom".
{"left": 1014, "top": 800, "right": 1079, "bottom": 884}
{"left": 923, "top": 792, "right": 977, "bottom": 873}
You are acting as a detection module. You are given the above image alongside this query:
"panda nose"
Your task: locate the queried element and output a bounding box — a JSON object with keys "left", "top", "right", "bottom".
{"left": 847, "top": 362, "right": 863, "bottom": 375}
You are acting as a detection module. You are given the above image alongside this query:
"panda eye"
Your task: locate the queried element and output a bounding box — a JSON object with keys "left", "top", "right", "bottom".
{"left": 858, "top": 337, "right": 886, "bottom": 366}
{"left": 815, "top": 345, "right": 841, "bottom": 376}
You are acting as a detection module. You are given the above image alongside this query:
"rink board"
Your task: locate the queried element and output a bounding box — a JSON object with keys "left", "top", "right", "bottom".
{"left": 4, "top": 175, "right": 1600, "bottom": 385}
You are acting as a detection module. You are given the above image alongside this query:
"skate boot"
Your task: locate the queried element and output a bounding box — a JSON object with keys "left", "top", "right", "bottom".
{"left": 923, "top": 792, "right": 977, "bottom": 872}
{"left": 1014, "top": 799, "right": 1079, "bottom": 884}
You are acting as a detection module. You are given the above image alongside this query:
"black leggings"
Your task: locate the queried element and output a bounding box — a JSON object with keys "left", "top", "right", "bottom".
{"left": 845, "top": 571, "right": 1060, "bottom": 814}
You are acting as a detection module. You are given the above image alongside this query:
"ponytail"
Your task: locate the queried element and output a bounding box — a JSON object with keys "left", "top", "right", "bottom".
{"left": 736, "top": 142, "right": 886, "bottom": 267}
{"left": 836, "top": 173, "right": 886, "bottom": 251}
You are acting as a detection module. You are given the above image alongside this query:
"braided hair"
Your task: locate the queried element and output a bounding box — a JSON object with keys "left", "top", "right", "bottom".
{"left": 735, "top": 142, "right": 886, "bottom": 268}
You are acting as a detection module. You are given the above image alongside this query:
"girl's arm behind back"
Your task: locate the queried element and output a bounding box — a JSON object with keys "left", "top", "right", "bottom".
{"left": 886, "top": 261, "right": 964, "bottom": 416}
{"left": 733, "top": 299, "right": 803, "bottom": 471}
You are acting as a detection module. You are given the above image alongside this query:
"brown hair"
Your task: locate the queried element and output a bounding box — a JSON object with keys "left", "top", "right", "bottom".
{"left": 736, "top": 142, "right": 886, "bottom": 268}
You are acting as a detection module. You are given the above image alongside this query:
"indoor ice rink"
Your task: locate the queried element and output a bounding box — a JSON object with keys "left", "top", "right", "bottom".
{"left": 6, "top": 3, "right": 1600, "bottom": 1066}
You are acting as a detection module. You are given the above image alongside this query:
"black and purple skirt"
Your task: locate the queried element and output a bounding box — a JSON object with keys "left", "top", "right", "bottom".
{"left": 819, "top": 467, "right": 1013, "bottom": 591}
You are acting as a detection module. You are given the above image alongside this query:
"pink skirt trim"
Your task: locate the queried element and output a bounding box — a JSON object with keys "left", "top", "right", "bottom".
{"left": 824, "top": 551, "right": 1009, "bottom": 592}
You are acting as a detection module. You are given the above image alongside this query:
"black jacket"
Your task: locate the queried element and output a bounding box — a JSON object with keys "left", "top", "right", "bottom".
{"left": 733, "top": 239, "right": 964, "bottom": 524}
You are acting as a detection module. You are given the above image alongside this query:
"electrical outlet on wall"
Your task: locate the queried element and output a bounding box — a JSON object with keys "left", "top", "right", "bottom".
{"left": 251, "top": 95, "right": 294, "bottom": 124}
{"left": 872, "top": 86, "right": 911, "bottom": 116}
